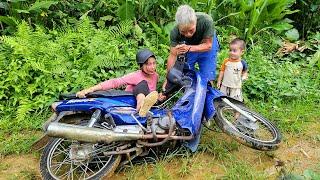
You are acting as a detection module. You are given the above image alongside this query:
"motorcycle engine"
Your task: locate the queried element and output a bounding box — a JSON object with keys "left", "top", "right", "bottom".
{"left": 147, "top": 115, "right": 173, "bottom": 134}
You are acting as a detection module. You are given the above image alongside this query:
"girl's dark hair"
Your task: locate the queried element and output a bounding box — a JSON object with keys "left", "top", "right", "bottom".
{"left": 230, "top": 38, "right": 246, "bottom": 50}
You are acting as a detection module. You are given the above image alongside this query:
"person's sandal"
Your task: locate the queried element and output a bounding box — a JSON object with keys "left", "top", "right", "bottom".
{"left": 139, "top": 91, "right": 158, "bottom": 117}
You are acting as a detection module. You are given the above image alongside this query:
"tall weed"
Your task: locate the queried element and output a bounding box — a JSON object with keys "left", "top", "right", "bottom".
{"left": 215, "top": 0, "right": 298, "bottom": 41}
{"left": 288, "top": 0, "right": 320, "bottom": 39}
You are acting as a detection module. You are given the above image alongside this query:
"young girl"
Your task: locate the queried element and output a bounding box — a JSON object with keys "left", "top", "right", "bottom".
{"left": 76, "top": 49, "right": 159, "bottom": 117}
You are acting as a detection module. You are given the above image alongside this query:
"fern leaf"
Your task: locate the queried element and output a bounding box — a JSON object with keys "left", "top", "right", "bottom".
{"left": 107, "top": 20, "right": 133, "bottom": 38}
{"left": 16, "top": 100, "right": 32, "bottom": 122}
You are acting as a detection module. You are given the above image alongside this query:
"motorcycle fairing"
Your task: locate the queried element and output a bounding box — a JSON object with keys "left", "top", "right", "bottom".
{"left": 55, "top": 96, "right": 148, "bottom": 125}
{"left": 56, "top": 97, "right": 135, "bottom": 112}
{"left": 172, "top": 71, "right": 207, "bottom": 151}
{"left": 203, "top": 87, "right": 225, "bottom": 120}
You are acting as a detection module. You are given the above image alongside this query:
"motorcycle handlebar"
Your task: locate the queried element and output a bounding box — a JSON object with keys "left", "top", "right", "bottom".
{"left": 59, "top": 93, "right": 77, "bottom": 100}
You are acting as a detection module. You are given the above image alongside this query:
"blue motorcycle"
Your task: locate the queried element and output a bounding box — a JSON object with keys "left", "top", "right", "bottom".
{"left": 36, "top": 53, "right": 281, "bottom": 179}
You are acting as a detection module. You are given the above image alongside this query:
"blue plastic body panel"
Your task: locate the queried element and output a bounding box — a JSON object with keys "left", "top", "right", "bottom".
{"left": 54, "top": 69, "right": 226, "bottom": 151}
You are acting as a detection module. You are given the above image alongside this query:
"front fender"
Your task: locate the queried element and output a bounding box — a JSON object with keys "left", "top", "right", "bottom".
{"left": 172, "top": 72, "right": 208, "bottom": 135}
{"left": 204, "top": 87, "right": 225, "bottom": 120}
{"left": 204, "top": 88, "right": 247, "bottom": 120}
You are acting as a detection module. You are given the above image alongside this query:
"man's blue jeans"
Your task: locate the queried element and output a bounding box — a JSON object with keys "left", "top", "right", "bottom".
{"left": 186, "top": 32, "right": 220, "bottom": 82}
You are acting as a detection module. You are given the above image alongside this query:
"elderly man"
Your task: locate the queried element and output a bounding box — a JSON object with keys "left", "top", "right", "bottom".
{"left": 162, "top": 5, "right": 219, "bottom": 93}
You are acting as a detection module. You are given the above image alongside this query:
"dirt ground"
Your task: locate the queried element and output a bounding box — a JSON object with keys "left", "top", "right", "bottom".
{"left": 1, "top": 124, "right": 319, "bottom": 180}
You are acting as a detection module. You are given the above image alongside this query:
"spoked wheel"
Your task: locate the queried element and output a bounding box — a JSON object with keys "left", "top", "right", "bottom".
{"left": 40, "top": 117, "right": 122, "bottom": 180}
{"left": 214, "top": 98, "right": 281, "bottom": 150}
{"left": 40, "top": 138, "right": 121, "bottom": 180}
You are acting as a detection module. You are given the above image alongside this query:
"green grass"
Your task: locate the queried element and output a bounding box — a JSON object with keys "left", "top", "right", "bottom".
{"left": 120, "top": 164, "right": 149, "bottom": 180}
{"left": 0, "top": 130, "right": 42, "bottom": 155}
{"left": 0, "top": 99, "right": 319, "bottom": 179}
{"left": 247, "top": 99, "right": 320, "bottom": 134}
{"left": 0, "top": 163, "right": 9, "bottom": 171}
{"left": 6, "top": 169, "right": 39, "bottom": 180}
{"left": 221, "top": 160, "right": 266, "bottom": 180}
{"left": 116, "top": 99, "right": 320, "bottom": 179}
{"left": 148, "top": 162, "right": 172, "bottom": 180}
{"left": 199, "top": 132, "right": 240, "bottom": 160}
{"left": 278, "top": 168, "right": 320, "bottom": 180}
{"left": 178, "top": 155, "right": 193, "bottom": 177}
{"left": 0, "top": 109, "right": 50, "bottom": 156}
{"left": 118, "top": 132, "right": 267, "bottom": 179}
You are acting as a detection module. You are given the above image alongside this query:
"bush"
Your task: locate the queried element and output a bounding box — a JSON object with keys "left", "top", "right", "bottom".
{"left": 0, "top": 19, "right": 168, "bottom": 121}
{"left": 216, "top": 29, "right": 320, "bottom": 102}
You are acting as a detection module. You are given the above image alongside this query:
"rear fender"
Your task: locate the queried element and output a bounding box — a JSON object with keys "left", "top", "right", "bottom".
{"left": 56, "top": 97, "right": 135, "bottom": 113}
{"left": 55, "top": 97, "right": 148, "bottom": 125}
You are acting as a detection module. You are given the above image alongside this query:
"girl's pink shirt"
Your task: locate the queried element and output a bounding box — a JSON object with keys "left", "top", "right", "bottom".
{"left": 99, "top": 70, "right": 158, "bottom": 92}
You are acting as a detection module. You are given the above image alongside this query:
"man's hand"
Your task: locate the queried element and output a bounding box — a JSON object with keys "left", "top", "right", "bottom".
{"left": 174, "top": 44, "right": 191, "bottom": 55}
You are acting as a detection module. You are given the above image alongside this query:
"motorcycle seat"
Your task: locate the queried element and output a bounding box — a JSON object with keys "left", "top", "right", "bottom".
{"left": 59, "top": 90, "right": 134, "bottom": 100}
{"left": 88, "top": 90, "right": 134, "bottom": 97}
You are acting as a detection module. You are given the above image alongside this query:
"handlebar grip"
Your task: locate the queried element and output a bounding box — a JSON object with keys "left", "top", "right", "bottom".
{"left": 59, "top": 93, "right": 77, "bottom": 100}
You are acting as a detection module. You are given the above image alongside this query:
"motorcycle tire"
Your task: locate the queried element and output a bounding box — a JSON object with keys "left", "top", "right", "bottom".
{"left": 40, "top": 118, "right": 121, "bottom": 180}
{"left": 214, "top": 98, "right": 281, "bottom": 151}
{"left": 40, "top": 138, "right": 121, "bottom": 180}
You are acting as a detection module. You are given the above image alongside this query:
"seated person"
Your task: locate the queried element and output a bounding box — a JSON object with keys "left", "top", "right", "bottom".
{"left": 76, "top": 49, "right": 159, "bottom": 117}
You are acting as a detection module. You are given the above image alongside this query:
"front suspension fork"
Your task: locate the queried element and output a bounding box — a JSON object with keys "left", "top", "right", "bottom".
{"left": 221, "top": 98, "right": 256, "bottom": 123}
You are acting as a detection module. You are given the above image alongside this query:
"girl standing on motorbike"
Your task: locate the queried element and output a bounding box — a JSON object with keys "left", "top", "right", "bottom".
{"left": 76, "top": 48, "right": 159, "bottom": 117}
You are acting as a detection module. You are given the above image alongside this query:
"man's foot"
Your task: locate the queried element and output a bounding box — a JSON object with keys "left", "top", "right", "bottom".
{"left": 139, "top": 91, "right": 158, "bottom": 117}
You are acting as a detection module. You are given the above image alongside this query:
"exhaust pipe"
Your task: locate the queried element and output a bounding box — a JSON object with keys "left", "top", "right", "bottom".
{"left": 47, "top": 122, "right": 144, "bottom": 143}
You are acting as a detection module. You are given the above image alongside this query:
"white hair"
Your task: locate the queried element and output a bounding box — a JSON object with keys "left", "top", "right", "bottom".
{"left": 175, "top": 5, "right": 197, "bottom": 26}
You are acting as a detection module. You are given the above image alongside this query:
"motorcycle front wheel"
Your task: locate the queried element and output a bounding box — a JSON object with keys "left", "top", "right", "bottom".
{"left": 214, "top": 98, "right": 281, "bottom": 151}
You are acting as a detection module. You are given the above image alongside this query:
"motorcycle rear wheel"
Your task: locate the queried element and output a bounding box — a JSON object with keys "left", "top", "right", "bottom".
{"left": 40, "top": 118, "right": 121, "bottom": 180}
{"left": 40, "top": 138, "right": 121, "bottom": 180}
{"left": 214, "top": 98, "right": 281, "bottom": 151}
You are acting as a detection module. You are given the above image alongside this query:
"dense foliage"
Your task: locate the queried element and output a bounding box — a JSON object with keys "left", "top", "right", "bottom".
{"left": 1, "top": 0, "right": 318, "bottom": 39}
{"left": 216, "top": 28, "right": 320, "bottom": 102}
{"left": 0, "top": 19, "right": 168, "bottom": 120}
{"left": 0, "top": 20, "right": 319, "bottom": 127}
{"left": 288, "top": 0, "right": 320, "bottom": 39}
{"left": 214, "top": 0, "right": 299, "bottom": 41}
